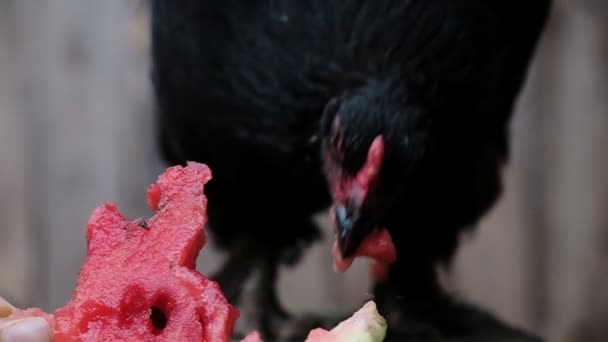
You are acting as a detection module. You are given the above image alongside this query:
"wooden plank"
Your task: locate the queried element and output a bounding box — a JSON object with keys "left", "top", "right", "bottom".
{"left": 12, "top": 0, "right": 145, "bottom": 311}
{"left": 543, "top": 4, "right": 608, "bottom": 341}
{"left": 0, "top": 3, "right": 36, "bottom": 308}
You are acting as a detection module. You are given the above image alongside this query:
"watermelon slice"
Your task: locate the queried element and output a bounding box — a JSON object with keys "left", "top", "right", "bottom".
{"left": 8, "top": 162, "right": 239, "bottom": 341}
{"left": 240, "top": 331, "right": 263, "bottom": 342}
{"left": 239, "top": 301, "right": 387, "bottom": 342}
{"left": 305, "top": 301, "right": 387, "bottom": 342}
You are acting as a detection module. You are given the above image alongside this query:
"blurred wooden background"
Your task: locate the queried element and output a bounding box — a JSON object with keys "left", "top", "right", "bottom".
{"left": 0, "top": 1, "right": 606, "bottom": 341}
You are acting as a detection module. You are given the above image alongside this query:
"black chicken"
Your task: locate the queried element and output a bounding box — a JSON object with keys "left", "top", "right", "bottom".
{"left": 150, "top": 0, "right": 551, "bottom": 340}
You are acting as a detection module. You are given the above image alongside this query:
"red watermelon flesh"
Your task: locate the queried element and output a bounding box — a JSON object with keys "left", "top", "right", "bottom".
{"left": 47, "top": 162, "right": 239, "bottom": 341}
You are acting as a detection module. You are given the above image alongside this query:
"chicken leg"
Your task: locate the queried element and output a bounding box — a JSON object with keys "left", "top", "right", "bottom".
{"left": 211, "top": 238, "right": 258, "bottom": 304}
{"left": 211, "top": 239, "right": 295, "bottom": 340}
{"left": 253, "top": 255, "right": 292, "bottom": 339}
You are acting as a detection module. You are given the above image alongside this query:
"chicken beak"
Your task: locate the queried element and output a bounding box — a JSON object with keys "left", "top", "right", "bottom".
{"left": 334, "top": 199, "right": 372, "bottom": 259}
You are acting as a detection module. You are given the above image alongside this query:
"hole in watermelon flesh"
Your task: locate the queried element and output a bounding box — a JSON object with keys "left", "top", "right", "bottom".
{"left": 150, "top": 306, "right": 168, "bottom": 333}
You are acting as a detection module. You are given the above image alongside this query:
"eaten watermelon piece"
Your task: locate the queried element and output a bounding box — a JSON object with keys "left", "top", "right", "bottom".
{"left": 50, "top": 162, "right": 239, "bottom": 341}
{"left": 305, "top": 301, "right": 387, "bottom": 342}
{"left": 238, "top": 301, "right": 387, "bottom": 342}
{"left": 240, "top": 331, "right": 263, "bottom": 342}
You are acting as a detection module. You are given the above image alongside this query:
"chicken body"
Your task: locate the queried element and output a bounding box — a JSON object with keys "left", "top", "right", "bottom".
{"left": 151, "top": 1, "right": 336, "bottom": 337}
{"left": 151, "top": 0, "right": 551, "bottom": 340}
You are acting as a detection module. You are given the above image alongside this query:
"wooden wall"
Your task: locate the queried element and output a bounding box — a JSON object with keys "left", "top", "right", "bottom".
{"left": 0, "top": 1, "right": 605, "bottom": 341}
